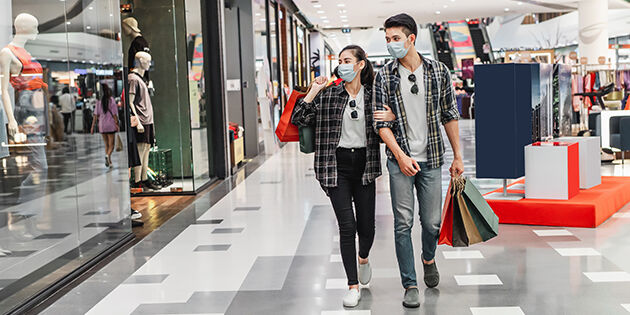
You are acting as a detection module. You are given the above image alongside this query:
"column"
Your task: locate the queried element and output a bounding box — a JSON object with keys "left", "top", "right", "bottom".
{"left": 578, "top": 0, "right": 608, "bottom": 64}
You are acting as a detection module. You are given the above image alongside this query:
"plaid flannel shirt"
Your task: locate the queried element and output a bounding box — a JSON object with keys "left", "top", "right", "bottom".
{"left": 373, "top": 55, "right": 459, "bottom": 168}
{"left": 291, "top": 83, "right": 382, "bottom": 188}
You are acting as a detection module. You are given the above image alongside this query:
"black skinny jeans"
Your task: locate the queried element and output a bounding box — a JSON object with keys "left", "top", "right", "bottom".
{"left": 62, "top": 113, "right": 72, "bottom": 134}
{"left": 328, "top": 148, "right": 376, "bottom": 286}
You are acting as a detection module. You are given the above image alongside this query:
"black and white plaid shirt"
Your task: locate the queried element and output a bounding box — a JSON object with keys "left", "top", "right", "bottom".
{"left": 373, "top": 54, "right": 459, "bottom": 168}
{"left": 291, "top": 82, "right": 382, "bottom": 188}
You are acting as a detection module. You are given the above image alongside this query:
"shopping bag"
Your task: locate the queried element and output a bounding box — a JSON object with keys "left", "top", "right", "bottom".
{"left": 451, "top": 189, "right": 469, "bottom": 247}
{"left": 457, "top": 193, "right": 483, "bottom": 245}
{"left": 275, "top": 90, "right": 305, "bottom": 142}
{"left": 299, "top": 126, "right": 315, "bottom": 153}
{"left": 438, "top": 180, "right": 454, "bottom": 246}
{"left": 462, "top": 179, "right": 499, "bottom": 241}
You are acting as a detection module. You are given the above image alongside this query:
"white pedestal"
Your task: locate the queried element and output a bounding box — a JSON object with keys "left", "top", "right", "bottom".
{"left": 525, "top": 142, "right": 580, "bottom": 200}
{"left": 557, "top": 137, "right": 601, "bottom": 189}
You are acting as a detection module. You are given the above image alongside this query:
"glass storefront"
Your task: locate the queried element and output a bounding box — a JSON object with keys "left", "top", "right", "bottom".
{"left": 120, "top": 0, "right": 214, "bottom": 194}
{"left": 0, "top": 0, "right": 131, "bottom": 312}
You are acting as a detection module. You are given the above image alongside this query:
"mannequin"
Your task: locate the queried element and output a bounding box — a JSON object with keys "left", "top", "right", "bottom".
{"left": 0, "top": 13, "right": 48, "bottom": 243}
{"left": 129, "top": 51, "right": 158, "bottom": 191}
{"left": 122, "top": 17, "right": 152, "bottom": 87}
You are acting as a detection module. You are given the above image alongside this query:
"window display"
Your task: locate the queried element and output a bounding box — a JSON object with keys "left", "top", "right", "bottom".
{"left": 0, "top": 1, "right": 131, "bottom": 312}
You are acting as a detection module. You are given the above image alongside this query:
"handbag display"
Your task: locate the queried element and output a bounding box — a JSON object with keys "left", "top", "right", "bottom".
{"left": 275, "top": 90, "right": 306, "bottom": 142}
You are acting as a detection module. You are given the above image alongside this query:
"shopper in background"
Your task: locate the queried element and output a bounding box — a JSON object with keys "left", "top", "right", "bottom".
{"left": 292, "top": 45, "right": 395, "bottom": 308}
{"left": 59, "top": 87, "right": 75, "bottom": 135}
{"left": 91, "top": 84, "right": 119, "bottom": 168}
{"left": 374, "top": 13, "right": 463, "bottom": 308}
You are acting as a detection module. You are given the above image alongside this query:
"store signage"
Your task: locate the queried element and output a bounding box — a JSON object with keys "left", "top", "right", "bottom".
{"left": 95, "top": 69, "right": 114, "bottom": 76}
{"left": 609, "top": 44, "right": 630, "bottom": 49}
{"left": 341, "top": 28, "right": 351, "bottom": 34}
{"left": 74, "top": 69, "right": 88, "bottom": 75}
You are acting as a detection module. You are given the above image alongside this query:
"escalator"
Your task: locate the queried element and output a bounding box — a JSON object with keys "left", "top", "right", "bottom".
{"left": 468, "top": 20, "right": 493, "bottom": 63}
{"left": 429, "top": 23, "right": 456, "bottom": 70}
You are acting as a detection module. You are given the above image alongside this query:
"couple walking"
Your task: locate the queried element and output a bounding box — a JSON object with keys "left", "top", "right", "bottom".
{"left": 291, "top": 13, "right": 463, "bottom": 308}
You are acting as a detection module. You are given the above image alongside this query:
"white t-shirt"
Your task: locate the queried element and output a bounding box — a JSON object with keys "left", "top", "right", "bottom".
{"left": 59, "top": 93, "right": 75, "bottom": 113}
{"left": 398, "top": 64, "right": 428, "bottom": 162}
{"left": 338, "top": 86, "right": 367, "bottom": 149}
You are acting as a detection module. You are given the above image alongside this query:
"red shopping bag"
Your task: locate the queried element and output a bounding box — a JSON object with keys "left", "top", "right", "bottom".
{"left": 438, "top": 180, "right": 454, "bottom": 246}
{"left": 275, "top": 90, "right": 306, "bottom": 142}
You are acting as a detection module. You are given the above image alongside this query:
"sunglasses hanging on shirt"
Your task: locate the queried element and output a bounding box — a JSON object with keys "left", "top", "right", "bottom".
{"left": 408, "top": 74, "right": 419, "bottom": 95}
{"left": 349, "top": 100, "right": 359, "bottom": 120}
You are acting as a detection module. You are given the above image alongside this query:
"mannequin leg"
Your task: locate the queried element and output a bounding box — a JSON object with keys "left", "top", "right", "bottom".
{"left": 141, "top": 144, "right": 150, "bottom": 181}
{"left": 134, "top": 142, "right": 149, "bottom": 183}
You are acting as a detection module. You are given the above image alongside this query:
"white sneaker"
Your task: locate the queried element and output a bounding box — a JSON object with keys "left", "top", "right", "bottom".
{"left": 343, "top": 288, "right": 361, "bottom": 307}
{"left": 358, "top": 261, "right": 372, "bottom": 285}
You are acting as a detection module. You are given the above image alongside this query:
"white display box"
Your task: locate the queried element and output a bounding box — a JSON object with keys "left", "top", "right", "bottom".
{"left": 557, "top": 137, "right": 601, "bottom": 189}
{"left": 525, "top": 142, "right": 580, "bottom": 200}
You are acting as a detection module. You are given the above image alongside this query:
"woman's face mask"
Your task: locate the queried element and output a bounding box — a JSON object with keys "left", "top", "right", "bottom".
{"left": 338, "top": 63, "right": 359, "bottom": 82}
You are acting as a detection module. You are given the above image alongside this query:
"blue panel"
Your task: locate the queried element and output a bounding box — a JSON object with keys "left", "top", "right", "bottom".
{"left": 474, "top": 63, "right": 538, "bottom": 179}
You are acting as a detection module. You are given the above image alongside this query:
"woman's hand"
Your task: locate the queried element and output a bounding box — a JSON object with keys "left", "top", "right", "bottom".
{"left": 374, "top": 105, "right": 396, "bottom": 122}
{"left": 304, "top": 76, "right": 328, "bottom": 103}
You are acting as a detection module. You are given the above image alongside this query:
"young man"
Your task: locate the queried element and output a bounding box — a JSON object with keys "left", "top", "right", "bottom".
{"left": 373, "top": 13, "right": 463, "bottom": 308}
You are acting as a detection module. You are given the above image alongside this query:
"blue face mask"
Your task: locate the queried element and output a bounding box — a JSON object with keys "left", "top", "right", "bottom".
{"left": 387, "top": 40, "right": 410, "bottom": 59}
{"left": 338, "top": 63, "right": 358, "bottom": 82}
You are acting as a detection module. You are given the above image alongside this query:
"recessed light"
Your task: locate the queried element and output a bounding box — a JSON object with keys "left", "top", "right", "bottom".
{"left": 317, "top": 10, "right": 325, "bottom": 14}
{"left": 66, "top": 21, "right": 71, "bottom": 25}
{"left": 260, "top": 18, "right": 266, "bottom": 22}
{"left": 313, "top": 4, "right": 322, "bottom": 8}
{"left": 109, "top": 14, "right": 113, "bottom": 17}
{"left": 255, "top": 13, "right": 261, "bottom": 16}
{"left": 320, "top": 16, "right": 327, "bottom": 19}
{"left": 504, "top": 7, "right": 510, "bottom": 11}
{"left": 435, "top": 10, "right": 441, "bottom": 14}
{"left": 337, "top": 3, "right": 346, "bottom": 7}
{"left": 340, "top": 15, "right": 347, "bottom": 18}
{"left": 88, "top": 6, "right": 93, "bottom": 10}
{"left": 517, "top": 1, "right": 523, "bottom": 4}
{"left": 86, "top": 26, "right": 92, "bottom": 29}
{"left": 339, "top": 9, "right": 347, "bottom": 14}
{"left": 343, "top": 24, "right": 349, "bottom": 27}
{"left": 342, "top": 19, "right": 348, "bottom": 22}
{"left": 443, "top": 4, "right": 448, "bottom": 8}
{"left": 323, "top": 20, "right": 330, "bottom": 23}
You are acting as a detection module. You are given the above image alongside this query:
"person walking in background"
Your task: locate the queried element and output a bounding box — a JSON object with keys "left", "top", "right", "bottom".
{"left": 59, "top": 87, "right": 75, "bottom": 135}
{"left": 292, "top": 45, "right": 395, "bottom": 308}
{"left": 373, "top": 13, "right": 464, "bottom": 308}
{"left": 91, "top": 84, "right": 119, "bottom": 168}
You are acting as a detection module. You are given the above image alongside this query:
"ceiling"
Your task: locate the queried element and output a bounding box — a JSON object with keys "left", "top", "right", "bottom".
{"left": 293, "top": 0, "right": 630, "bottom": 30}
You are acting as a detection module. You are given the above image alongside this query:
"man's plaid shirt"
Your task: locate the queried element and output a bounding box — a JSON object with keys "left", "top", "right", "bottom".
{"left": 291, "top": 82, "right": 382, "bottom": 188}
{"left": 372, "top": 54, "right": 459, "bottom": 168}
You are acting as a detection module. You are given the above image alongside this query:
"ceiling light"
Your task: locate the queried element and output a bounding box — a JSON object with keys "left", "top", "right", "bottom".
{"left": 317, "top": 10, "right": 325, "bottom": 14}
{"left": 320, "top": 16, "right": 327, "bottom": 19}
{"left": 323, "top": 20, "right": 330, "bottom": 23}
{"left": 342, "top": 19, "right": 348, "bottom": 22}
{"left": 86, "top": 26, "right": 92, "bottom": 29}
{"left": 88, "top": 6, "right": 93, "bottom": 10}
{"left": 504, "top": 8, "right": 510, "bottom": 11}
{"left": 260, "top": 18, "right": 266, "bottom": 22}
{"left": 443, "top": 5, "right": 448, "bottom": 8}
{"left": 339, "top": 9, "right": 347, "bottom": 14}
{"left": 313, "top": 4, "right": 322, "bottom": 8}
{"left": 337, "top": 3, "right": 346, "bottom": 7}
{"left": 343, "top": 24, "right": 350, "bottom": 27}
{"left": 66, "top": 21, "right": 71, "bottom": 25}
{"left": 340, "top": 15, "right": 347, "bottom": 18}
{"left": 255, "top": 13, "right": 261, "bottom": 16}
{"left": 517, "top": 1, "right": 523, "bottom": 4}
{"left": 435, "top": 11, "right": 441, "bottom": 14}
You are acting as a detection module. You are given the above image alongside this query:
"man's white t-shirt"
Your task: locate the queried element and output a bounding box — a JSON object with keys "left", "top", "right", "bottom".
{"left": 59, "top": 93, "right": 75, "bottom": 114}
{"left": 398, "top": 64, "right": 428, "bottom": 162}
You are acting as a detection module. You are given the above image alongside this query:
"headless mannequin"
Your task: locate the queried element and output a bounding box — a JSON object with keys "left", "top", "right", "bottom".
{"left": 129, "top": 52, "right": 152, "bottom": 185}
{"left": 0, "top": 13, "right": 39, "bottom": 137}
{"left": 122, "top": 17, "right": 152, "bottom": 90}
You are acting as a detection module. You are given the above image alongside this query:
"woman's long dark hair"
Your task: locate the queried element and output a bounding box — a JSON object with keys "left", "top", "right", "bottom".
{"left": 339, "top": 45, "right": 374, "bottom": 85}
{"left": 101, "top": 84, "right": 112, "bottom": 113}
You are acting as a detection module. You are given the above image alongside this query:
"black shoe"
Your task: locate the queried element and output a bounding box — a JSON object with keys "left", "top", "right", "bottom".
{"left": 423, "top": 262, "right": 440, "bottom": 288}
{"left": 130, "top": 181, "right": 142, "bottom": 189}
{"left": 141, "top": 180, "right": 161, "bottom": 191}
{"left": 105, "top": 156, "right": 110, "bottom": 167}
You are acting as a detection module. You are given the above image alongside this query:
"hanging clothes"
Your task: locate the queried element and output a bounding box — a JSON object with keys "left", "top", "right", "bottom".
{"left": 572, "top": 74, "right": 582, "bottom": 112}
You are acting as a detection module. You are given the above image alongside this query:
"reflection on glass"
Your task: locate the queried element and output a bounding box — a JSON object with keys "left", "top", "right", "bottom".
{"left": 253, "top": 0, "right": 272, "bottom": 142}
{"left": 268, "top": 1, "right": 280, "bottom": 106}
{"left": 184, "top": 0, "right": 211, "bottom": 190}
{"left": 0, "top": 0, "right": 131, "bottom": 311}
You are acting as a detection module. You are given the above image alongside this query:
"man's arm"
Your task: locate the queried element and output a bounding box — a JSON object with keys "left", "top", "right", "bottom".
{"left": 440, "top": 63, "right": 463, "bottom": 176}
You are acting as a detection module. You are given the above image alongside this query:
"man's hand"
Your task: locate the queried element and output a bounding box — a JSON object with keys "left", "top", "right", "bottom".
{"left": 397, "top": 154, "right": 420, "bottom": 177}
{"left": 450, "top": 157, "right": 464, "bottom": 177}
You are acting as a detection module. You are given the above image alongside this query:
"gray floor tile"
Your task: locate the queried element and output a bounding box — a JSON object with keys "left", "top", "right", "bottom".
{"left": 212, "top": 228, "right": 244, "bottom": 234}
{"left": 33, "top": 233, "right": 71, "bottom": 240}
{"left": 123, "top": 274, "right": 169, "bottom": 284}
{"left": 193, "top": 219, "right": 224, "bottom": 224}
{"left": 194, "top": 245, "right": 231, "bottom": 252}
{"left": 83, "top": 211, "right": 111, "bottom": 216}
{"left": 239, "top": 256, "right": 293, "bottom": 291}
{"left": 131, "top": 291, "right": 237, "bottom": 315}
{"left": 234, "top": 206, "right": 261, "bottom": 211}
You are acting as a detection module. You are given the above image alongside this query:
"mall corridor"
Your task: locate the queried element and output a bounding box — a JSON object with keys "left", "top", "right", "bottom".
{"left": 39, "top": 121, "right": 630, "bottom": 314}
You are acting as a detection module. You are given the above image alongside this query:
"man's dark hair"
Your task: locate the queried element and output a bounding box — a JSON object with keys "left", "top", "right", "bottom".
{"left": 384, "top": 13, "right": 418, "bottom": 38}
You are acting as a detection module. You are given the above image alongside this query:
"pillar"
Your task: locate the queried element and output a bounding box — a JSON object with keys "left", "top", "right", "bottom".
{"left": 578, "top": 0, "right": 608, "bottom": 64}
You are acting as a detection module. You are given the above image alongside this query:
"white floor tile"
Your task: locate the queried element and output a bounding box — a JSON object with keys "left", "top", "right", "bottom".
{"left": 321, "top": 311, "right": 371, "bottom": 315}
{"left": 454, "top": 274, "right": 503, "bottom": 286}
{"left": 613, "top": 213, "right": 630, "bottom": 219}
{"left": 325, "top": 278, "right": 348, "bottom": 289}
{"left": 533, "top": 229, "right": 573, "bottom": 236}
{"left": 330, "top": 254, "right": 342, "bottom": 263}
{"left": 622, "top": 304, "right": 630, "bottom": 312}
{"left": 583, "top": 271, "right": 630, "bottom": 282}
{"left": 470, "top": 306, "right": 525, "bottom": 315}
{"left": 443, "top": 250, "right": 484, "bottom": 259}
{"left": 554, "top": 248, "right": 601, "bottom": 256}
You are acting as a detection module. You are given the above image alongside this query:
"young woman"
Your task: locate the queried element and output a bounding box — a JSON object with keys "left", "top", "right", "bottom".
{"left": 291, "top": 45, "right": 394, "bottom": 307}
{"left": 91, "top": 84, "right": 119, "bottom": 168}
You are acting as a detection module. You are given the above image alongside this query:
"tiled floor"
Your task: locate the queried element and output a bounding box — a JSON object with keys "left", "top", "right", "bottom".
{"left": 42, "top": 120, "right": 630, "bottom": 314}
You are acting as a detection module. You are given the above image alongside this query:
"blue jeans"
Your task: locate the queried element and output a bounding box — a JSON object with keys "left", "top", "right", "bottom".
{"left": 387, "top": 159, "right": 442, "bottom": 289}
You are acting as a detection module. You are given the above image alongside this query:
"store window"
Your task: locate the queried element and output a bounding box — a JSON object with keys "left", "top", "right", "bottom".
{"left": 268, "top": 1, "right": 281, "bottom": 111}
{"left": 121, "top": 0, "right": 214, "bottom": 194}
{"left": 253, "top": 0, "right": 272, "bottom": 143}
{"left": 0, "top": 0, "right": 131, "bottom": 311}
